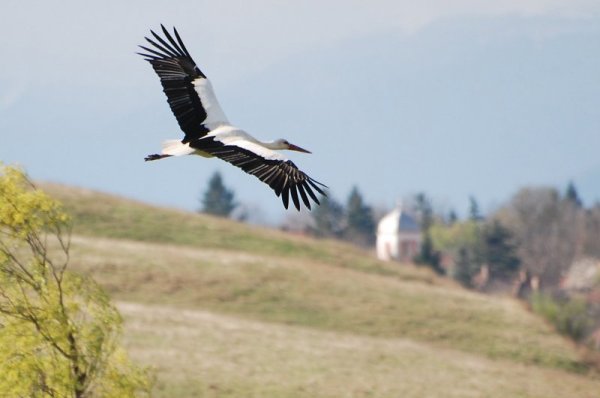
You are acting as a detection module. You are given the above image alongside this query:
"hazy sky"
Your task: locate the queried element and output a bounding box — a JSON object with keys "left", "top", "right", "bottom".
{"left": 1, "top": 1, "right": 599, "bottom": 223}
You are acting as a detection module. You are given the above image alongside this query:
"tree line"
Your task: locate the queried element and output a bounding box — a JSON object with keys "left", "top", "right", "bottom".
{"left": 200, "top": 171, "right": 378, "bottom": 246}
{"left": 429, "top": 182, "right": 599, "bottom": 292}
{"left": 199, "top": 171, "right": 598, "bottom": 291}
{"left": 430, "top": 183, "right": 600, "bottom": 349}
{"left": 200, "top": 172, "right": 598, "bottom": 293}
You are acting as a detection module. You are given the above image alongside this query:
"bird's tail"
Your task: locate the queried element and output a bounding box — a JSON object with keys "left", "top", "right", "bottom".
{"left": 145, "top": 139, "right": 194, "bottom": 161}
{"left": 161, "top": 139, "right": 194, "bottom": 155}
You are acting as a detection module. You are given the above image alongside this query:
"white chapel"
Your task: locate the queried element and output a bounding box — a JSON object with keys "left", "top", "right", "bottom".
{"left": 376, "top": 206, "right": 421, "bottom": 262}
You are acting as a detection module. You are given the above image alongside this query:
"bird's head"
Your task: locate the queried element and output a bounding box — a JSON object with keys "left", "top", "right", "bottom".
{"left": 272, "top": 139, "right": 311, "bottom": 153}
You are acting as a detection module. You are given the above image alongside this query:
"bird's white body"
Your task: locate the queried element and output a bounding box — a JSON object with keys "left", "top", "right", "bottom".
{"left": 161, "top": 125, "right": 288, "bottom": 161}
{"left": 140, "top": 25, "right": 325, "bottom": 210}
{"left": 161, "top": 139, "right": 197, "bottom": 156}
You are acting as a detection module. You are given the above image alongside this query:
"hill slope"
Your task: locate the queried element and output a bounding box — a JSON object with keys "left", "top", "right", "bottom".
{"left": 42, "top": 183, "right": 600, "bottom": 397}
{"left": 121, "top": 302, "right": 600, "bottom": 398}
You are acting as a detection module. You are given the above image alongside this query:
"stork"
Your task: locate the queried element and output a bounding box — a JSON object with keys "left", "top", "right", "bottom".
{"left": 138, "top": 25, "right": 326, "bottom": 211}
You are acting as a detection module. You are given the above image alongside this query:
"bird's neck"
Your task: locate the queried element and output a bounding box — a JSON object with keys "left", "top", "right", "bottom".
{"left": 260, "top": 140, "right": 286, "bottom": 150}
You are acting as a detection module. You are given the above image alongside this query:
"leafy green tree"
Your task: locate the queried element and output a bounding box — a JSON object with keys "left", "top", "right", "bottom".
{"left": 430, "top": 220, "right": 480, "bottom": 282}
{"left": 430, "top": 220, "right": 479, "bottom": 254}
{"left": 201, "top": 171, "right": 237, "bottom": 217}
{"left": 310, "top": 194, "right": 344, "bottom": 238}
{"left": 344, "top": 186, "right": 375, "bottom": 246}
{"left": 0, "top": 165, "right": 151, "bottom": 397}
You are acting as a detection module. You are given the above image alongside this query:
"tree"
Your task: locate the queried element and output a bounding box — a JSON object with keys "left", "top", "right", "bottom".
{"left": 469, "top": 196, "right": 482, "bottom": 221}
{"left": 0, "top": 165, "right": 151, "bottom": 397}
{"left": 447, "top": 209, "right": 458, "bottom": 225}
{"left": 584, "top": 204, "right": 600, "bottom": 257}
{"left": 430, "top": 220, "right": 479, "bottom": 255}
{"left": 344, "top": 186, "right": 375, "bottom": 246}
{"left": 201, "top": 171, "right": 237, "bottom": 217}
{"left": 496, "top": 187, "right": 585, "bottom": 288}
{"left": 412, "top": 193, "right": 443, "bottom": 274}
{"left": 454, "top": 246, "right": 477, "bottom": 287}
{"left": 310, "top": 194, "right": 344, "bottom": 238}
{"left": 564, "top": 181, "right": 583, "bottom": 208}
{"left": 415, "top": 232, "right": 443, "bottom": 274}
{"left": 479, "top": 220, "right": 520, "bottom": 281}
{"left": 414, "top": 192, "right": 434, "bottom": 230}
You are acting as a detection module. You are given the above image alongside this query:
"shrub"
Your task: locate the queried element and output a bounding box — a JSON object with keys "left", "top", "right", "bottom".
{"left": 531, "top": 293, "right": 592, "bottom": 342}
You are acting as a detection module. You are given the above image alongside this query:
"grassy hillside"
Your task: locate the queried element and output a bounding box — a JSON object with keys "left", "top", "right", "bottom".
{"left": 42, "top": 183, "right": 431, "bottom": 281}
{"left": 42, "top": 183, "right": 600, "bottom": 397}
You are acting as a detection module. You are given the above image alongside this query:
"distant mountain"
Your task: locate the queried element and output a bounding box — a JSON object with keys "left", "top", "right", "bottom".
{"left": 224, "top": 16, "right": 600, "bottom": 212}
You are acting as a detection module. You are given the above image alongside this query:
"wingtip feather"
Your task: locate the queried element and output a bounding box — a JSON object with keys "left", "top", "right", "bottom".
{"left": 282, "top": 188, "right": 290, "bottom": 209}
{"left": 290, "top": 187, "right": 300, "bottom": 211}
{"left": 297, "top": 184, "right": 311, "bottom": 210}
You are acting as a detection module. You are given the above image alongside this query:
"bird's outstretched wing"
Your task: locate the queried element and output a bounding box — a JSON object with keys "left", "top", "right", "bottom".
{"left": 192, "top": 137, "right": 327, "bottom": 211}
{"left": 138, "top": 25, "right": 228, "bottom": 142}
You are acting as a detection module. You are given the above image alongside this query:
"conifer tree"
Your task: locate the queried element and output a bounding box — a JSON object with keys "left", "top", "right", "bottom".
{"left": 311, "top": 194, "right": 344, "bottom": 238}
{"left": 344, "top": 186, "right": 375, "bottom": 246}
{"left": 564, "top": 181, "right": 583, "bottom": 208}
{"left": 469, "top": 196, "right": 482, "bottom": 221}
{"left": 413, "top": 193, "right": 443, "bottom": 273}
{"left": 201, "top": 171, "right": 237, "bottom": 217}
{"left": 447, "top": 209, "right": 458, "bottom": 225}
{"left": 479, "top": 220, "right": 520, "bottom": 281}
{"left": 454, "top": 246, "right": 476, "bottom": 287}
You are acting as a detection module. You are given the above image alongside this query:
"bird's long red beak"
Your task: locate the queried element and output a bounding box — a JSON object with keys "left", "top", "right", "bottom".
{"left": 288, "top": 143, "right": 311, "bottom": 154}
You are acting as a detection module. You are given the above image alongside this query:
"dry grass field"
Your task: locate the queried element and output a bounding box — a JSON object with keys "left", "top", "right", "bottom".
{"left": 120, "top": 302, "right": 600, "bottom": 397}
{"left": 42, "top": 183, "right": 600, "bottom": 397}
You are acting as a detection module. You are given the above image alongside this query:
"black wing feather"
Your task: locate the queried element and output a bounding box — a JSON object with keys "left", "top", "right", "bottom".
{"left": 146, "top": 35, "right": 179, "bottom": 58}
{"left": 137, "top": 45, "right": 168, "bottom": 59}
{"left": 191, "top": 137, "right": 327, "bottom": 211}
{"left": 156, "top": 26, "right": 181, "bottom": 54}
{"left": 282, "top": 188, "right": 290, "bottom": 210}
{"left": 297, "top": 183, "right": 311, "bottom": 210}
{"left": 138, "top": 26, "right": 210, "bottom": 141}
{"left": 290, "top": 186, "right": 300, "bottom": 211}
{"left": 173, "top": 27, "right": 193, "bottom": 58}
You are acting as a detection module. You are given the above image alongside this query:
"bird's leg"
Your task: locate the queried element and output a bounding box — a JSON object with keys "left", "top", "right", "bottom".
{"left": 144, "top": 154, "right": 172, "bottom": 161}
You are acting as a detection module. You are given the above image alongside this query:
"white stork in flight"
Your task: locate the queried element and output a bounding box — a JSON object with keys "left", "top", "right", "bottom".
{"left": 139, "top": 25, "right": 326, "bottom": 211}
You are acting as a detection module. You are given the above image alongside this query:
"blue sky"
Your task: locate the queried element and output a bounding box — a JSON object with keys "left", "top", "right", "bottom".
{"left": 1, "top": 1, "right": 599, "bottom": 223}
